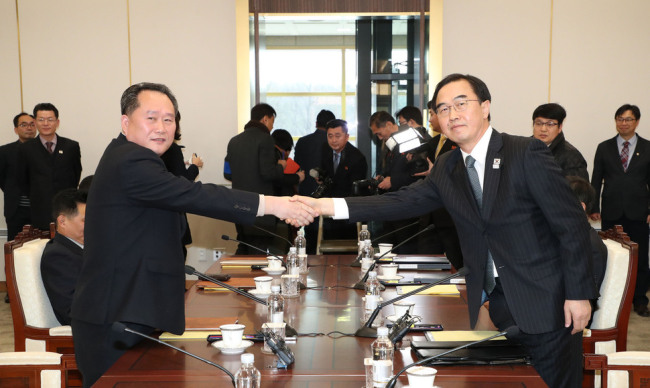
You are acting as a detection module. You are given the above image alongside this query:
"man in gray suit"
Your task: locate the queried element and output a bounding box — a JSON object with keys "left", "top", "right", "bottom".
{"left": 297, "top": 74, "right": 596, "bottom": 387}
{"left": 591, "top": 104, "right": 650, "bottom": 317}
{"left": 70, "top": 83, "right": 316, "bottom": 387}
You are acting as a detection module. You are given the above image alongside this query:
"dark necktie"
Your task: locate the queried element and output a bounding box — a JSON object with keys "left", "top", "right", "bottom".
{"left": 466, "top": 155, "right": 496, "bottom": 294}
{"left": 621, "top": 141, "right": 630, "bottom": 171}
{"left": 46, "top": 142, "right": 54, "bottom": 154}
{"left": 333, "top": 152, "right": 340, "bottom": 170}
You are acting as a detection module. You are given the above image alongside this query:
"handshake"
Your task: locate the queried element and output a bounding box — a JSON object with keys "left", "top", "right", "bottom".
{"left": 263, "top": 196, "right": 334, "bottom": 227}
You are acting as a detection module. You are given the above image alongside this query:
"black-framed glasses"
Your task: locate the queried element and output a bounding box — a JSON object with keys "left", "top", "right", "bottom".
{"left": 533, "top": 121, "right": 559, "bottom": 128}
{"left": 616, "top": 117, "right": 636, "bottom": 123}
{"left": 18, "top": 122, "right": 36, "bottom": 128}
{"left": 435, "top": 99, "right": 480, "bottom": 117}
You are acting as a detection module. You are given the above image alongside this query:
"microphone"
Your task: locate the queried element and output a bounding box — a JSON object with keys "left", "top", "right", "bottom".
{"left": 251, "top": 225, "right": 294, "bottom": 248}
{"left": 355, "top": 267, "right": 468, "bottom": 338}
{"left": 187, "top": 265, "right": 299, "bottom": 338}
{"left": 350, "top": 220, "right": 421, "bottom": 267}
{"left": 112, "top": 321, "right": 236, "bottom": 387}
{"left": 221, "top": 235, "right": 306, "bottom": 290}
{"left": 352, "top": 224, "right": 435, "bottom": 290}
{"left": 384, "top": 325, "right": 520, "bottom": 388}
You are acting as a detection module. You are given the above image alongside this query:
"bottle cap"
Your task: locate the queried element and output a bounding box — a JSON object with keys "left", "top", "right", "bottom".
{"left": 362, "top": 224, "right": 368, "bottom": 230}
{"left": 241, "top": 353, "right": 254, "bottom": 363}
{"left": 271, "top": 285, "right": 280, "bottom": 292}
{"left": 298, "top": 229, "right": 304, "bottom": 236}
{"left": 377, "top": 327, "right": 389, "bottom": 336}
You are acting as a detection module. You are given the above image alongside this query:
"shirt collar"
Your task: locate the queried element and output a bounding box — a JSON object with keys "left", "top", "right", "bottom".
{"left": 461, "top": 126, "right": 493, "bottom": 166}
{"left": 617, "top": 133, "right": 637, "bottom": 147}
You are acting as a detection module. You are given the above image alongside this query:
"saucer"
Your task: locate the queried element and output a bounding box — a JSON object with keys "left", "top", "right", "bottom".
{"left": 375, "top": 253, "right": 396, "bottom": 259}
{"left": 377, "top": 275, "right": 403, "bottom": 281}
{"left": 211, "top": 340, "right": 253, "bottom": 355}
{"left": 248, "top": 289, "right": 271, "bottom": 298}
{"left": 262, "top": 266, "right": 286, "bottom": 275}
{"left": 385, "top": 315, "right": 400, "bottom": 323}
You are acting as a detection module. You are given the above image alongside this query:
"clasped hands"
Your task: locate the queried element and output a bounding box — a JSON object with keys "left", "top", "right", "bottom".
{"left": 264, "top": 195, "right": 333, "bottom": 227}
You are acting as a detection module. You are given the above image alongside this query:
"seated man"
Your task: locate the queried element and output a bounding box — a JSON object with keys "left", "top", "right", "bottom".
{"left": 40, "top": 188, "right": 86, "bottom": 325}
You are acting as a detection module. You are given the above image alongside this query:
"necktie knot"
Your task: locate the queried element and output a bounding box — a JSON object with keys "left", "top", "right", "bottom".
{"left": 465, "top": 155, "right": 476, "bottom": 168}
{"left": 46, "top": 142, "right": 54, "bottom": 154}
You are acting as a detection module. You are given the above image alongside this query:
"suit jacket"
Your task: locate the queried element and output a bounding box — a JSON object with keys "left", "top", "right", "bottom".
{"left": 40, "top": 233, "right": 83, "bottom": 325}
{"left": 70, "top": 134, "right": 259, "bottom": 334}
{"left": 320, "top": 142, "right": 367, "bottom": 197}
{"left": 425, "top": 134, "right": 456, "bottom": 164}
{"left": 0, "top": 140, "right": 27, "bottom": 219}
{"left": 294, "top": 129, "right": 328, "bottom": 196}
{"left": 547, "top": 132, "right": 589, "bottom": 181}
{"left": 591, "top": 135, "right": 650, "bottom": 221}
{"left": 18, "top": 135, "right": 82, "bottom": 229}
{"left": 346, "top": 130, "right": 597, "bottom": 333}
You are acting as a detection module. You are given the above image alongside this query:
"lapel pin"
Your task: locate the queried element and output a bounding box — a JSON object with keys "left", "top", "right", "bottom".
{"left": 58, "top": 150, "right": 63, "bottom": 154}
{"left": 492, "top": 158, "right": 501, "bottom": 169}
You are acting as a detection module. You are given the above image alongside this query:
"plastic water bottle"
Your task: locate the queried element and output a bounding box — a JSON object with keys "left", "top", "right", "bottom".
{"left": 360, "top": 239, "right": 374, "bottom": 271}
{"left": 364, "top": 271, "right": 382, "bottom": 327}
{"left": 235, "top": 353, "right": 261, "bottom": 388}
{"left": 267, "top": 285, "right": 284, "bottom": 324}
{"left": 295, "top": 228, "right": 307, "bottom": 255}
{"left": 365, "top": 271, "right": 381, "bottom": 296}
{"left": 286, "top": 247, "right": 299, "bottom": 275}
{"left": 371, "top": 327, "right": 394, "bottom": 386}
{"left": 358, "top": 224, "right": 371, "bottom": 254}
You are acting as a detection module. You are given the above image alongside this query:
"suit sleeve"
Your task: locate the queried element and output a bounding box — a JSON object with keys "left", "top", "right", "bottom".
{"left": 350, "top": 152, "right": 368, "bottom": 181}
{"left": 0, "top": 146, "right": 7, "bottom": 191}
{"left": 591, "top": 145, "right": 604, "bottom": 214}
{"left": 73, "top": 141, "right": 82, "bottom": 185}
{"left": 258, "top": 136, "right": 284, "bottom": 183}
{"left": 40, "top": 246, "right": 79, "bottom": 325}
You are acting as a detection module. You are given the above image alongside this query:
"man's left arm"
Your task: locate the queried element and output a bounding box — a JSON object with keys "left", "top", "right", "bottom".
{"left": 72, "top": 141, "right": 82, "bottom": 185}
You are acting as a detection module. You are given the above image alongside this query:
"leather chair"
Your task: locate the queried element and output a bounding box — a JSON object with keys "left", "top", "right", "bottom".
{"left": 583, "top": 226, "right": 638, "bottom": 387}
{"left": 315, "top": 215, "right": 360, "bottom": 254}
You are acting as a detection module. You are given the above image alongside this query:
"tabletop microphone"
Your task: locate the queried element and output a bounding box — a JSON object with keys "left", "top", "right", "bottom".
{"left": 112, "top": 321, "right": 236, "bottom": 387}
{"left": 353, "top": 224, "right": 435, "bottom": 290}
{"left": 384, "top": 325, "right": 520, "bottom": 388}
{"left": 356, "top": 267, "right": 468, "bottom": 338}
{"left": 185, "top": 265, "right": 267, "bottom": 305}
{"left": 252, "top": 225, "right": 294, "bottom": 248}
{"left": 350, "top": 220, "right": 420, "bottom": 267}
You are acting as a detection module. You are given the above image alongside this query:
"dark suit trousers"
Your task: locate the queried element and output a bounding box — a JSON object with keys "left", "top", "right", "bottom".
{"left": 71, "top": 319, "right": 152, "bottom": 387}
{"left": 488, "top": 280, "right": 583, "bottom": 388}
{"left": 602, "top": 217, "right": 650, "bottom": 306}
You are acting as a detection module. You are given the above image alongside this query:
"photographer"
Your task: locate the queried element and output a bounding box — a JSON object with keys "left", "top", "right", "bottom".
{"left": 317, "top": 119, "right": 367, "bottom": 239}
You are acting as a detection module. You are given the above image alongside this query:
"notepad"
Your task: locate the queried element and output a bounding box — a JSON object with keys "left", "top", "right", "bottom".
{"left": 196, "top": 278, "right": 256, "bottom": 290}
{"left": 159, "top": 316, "right": 240, "bottom": 340}
{"left": 396, "top": 284, "right": 460, "bottom": 295}
{"left": 424, "top": 330, "right": 506, "bottom": 342}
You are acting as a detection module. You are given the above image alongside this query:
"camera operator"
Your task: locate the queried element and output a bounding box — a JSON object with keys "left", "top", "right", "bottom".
{"left": 317, "top": 119, "right": 367, "bottom": 239}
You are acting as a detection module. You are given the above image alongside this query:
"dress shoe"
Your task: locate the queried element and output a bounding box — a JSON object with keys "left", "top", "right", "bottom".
{"left": 634, "top": 304, "right": 650, "bottom": 317}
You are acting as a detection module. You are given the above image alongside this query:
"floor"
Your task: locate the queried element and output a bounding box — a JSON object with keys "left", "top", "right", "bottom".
{"left": 0, "top": 292, "right": 648, "bottom": 353}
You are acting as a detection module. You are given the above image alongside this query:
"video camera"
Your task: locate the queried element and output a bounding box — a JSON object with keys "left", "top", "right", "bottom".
{"left": 309, "top": 167, "right": 333, "bottom": 198}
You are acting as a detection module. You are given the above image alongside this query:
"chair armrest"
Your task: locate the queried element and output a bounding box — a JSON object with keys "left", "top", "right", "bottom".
{"left": 0, "top": 352, "right": 62, "bottom": 365}
{"left": 49, "top": 326, "right": 72, "bottom": 336}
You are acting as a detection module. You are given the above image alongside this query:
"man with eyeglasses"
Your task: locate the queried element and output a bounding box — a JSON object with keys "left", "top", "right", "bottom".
{"left": 531, "top": 103, "right": 589, "bottom": 180}
{"left": 297, "top": 73, "right": 596, "bottom": 387}
{"left": 591, "top": 104, "right": 650, "bottom": 317}
{"left": 0, "top": 113, "right": 36, "bottom": 241}
{"left": 18, "top": 103, "right": 82, "bottom": 230}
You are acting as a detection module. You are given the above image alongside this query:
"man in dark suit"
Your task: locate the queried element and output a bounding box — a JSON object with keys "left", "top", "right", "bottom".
{"left": 70, "top": 83, "right": 316, "bottom": 387}
{"left": 225, "top": 103, "right": 288, "bottom": 254}
{"left": 319, "top": 119, "right": 367, "bottom": 239}
{"left": 300, "top": 74, "right": 596, "bottom": 387}
{"left": 294, "top": 109, "right": 336, "bottom": 252}
{"left": 41, "top": 188, "right": 85, "bottom": 325}
{"left": 18, "top": 103, "right": 82, "bottom": 230}
{"left": 591, "top": 104, "right": 650, "bottom": 317}
{"left": 0, "top": 113, "right": 36, "bottom": 240}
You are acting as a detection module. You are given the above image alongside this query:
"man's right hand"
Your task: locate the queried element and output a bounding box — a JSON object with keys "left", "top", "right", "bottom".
{"left": 589, "top": 212, "right": 601, "bottom": 221}
{"left": 297, "top": 170, "right": 305, "bottom": 183}
{"left": 277, "top": 160, "right": 287, "bottom": 168}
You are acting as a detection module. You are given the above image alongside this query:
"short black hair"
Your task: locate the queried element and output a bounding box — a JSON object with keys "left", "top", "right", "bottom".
{"left": 52, "top": 188, "right": 87, "bottom": 221}
{"left": 567, "top": 176, "right": 595, "bottom": 214}
{"left": 271, "top": 129, "right": 294, "bottom": 152}
{"left": 615, "top": 104, "right": 641, "bottom": 120}
{"left": 121, "top": 82, "right": 179, "bottom": 116}
{"left": 432, "top": 73, "right": 491, "bottom": 121}
{"left": 316, "top": 110, "right": 336, "bottom": 128}
{"left": 251, "top": 103, "right": 276, "bottom": 122}
{"left": 78, "top": 175, "right": 94, "bottom": 195}
{"left": 326, "top": 119, "right": 348, "bottom": 134}
{"left": 33, "top": 103, "right": 59, "bottom": 119}
{"left": 13, "top": 112, "right": 33, "bottom": 127}
{"left": 368, "top": 111, "right": 395, "bottom": 128}
{"left": 532, "top": 103, "right": 567, "bottom": 125}
{"left": 396, "top": 106, "right": 423, "bottom": 126}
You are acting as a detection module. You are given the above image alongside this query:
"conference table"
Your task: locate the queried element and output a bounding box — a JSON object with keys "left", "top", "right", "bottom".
{"left": 95, "top": 254, "right": 545, "bottom": 387}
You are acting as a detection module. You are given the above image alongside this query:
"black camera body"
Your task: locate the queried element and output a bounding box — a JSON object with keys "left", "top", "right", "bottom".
{"left": 352, "top": 177, "right": 383, "bottom": 196}
{"left": 309, "top": 167, "right": 333, "bottom": 198}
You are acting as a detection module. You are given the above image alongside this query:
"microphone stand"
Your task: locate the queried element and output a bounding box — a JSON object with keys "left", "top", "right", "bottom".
{"left": 222, "top": 235, "right": 306, "bottom": 290}
{"left": 352, "top": 224, "right": 435, "bottom": 290}
{"left": 252, "top": 225, "right": 294, "bottom": 249}
{"left": 355, "top": 267, "right": 468, "bottom": 338}
{"left": 350, "top": 220, "right": 420, "bottom": 267}
{"left": 384, "top": 326, "right": 519, "bottom": 388}
{"left": 112, "top": 322, "right": 236, "bottom": 387}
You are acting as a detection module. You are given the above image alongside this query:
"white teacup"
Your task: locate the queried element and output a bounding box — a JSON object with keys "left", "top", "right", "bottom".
{"left": 267, "top": 256, "right": 282, "bottom": 269}
{"left": 219, "top": 323, "right": 245, "bottom": 348}
{"left": 393, "top": 300, "right": 415, "bottom": 317}
{"left": 406, "top": 366, "right": 437, "bottom": 387}
{"left": 254, "top": 276, "right": 273, "bottom": 293}
{"left": 377, "top": 243, "right": 393, "bottom": 255}
{"left": 381, "top": 263, "right": 399, "bottom": 278}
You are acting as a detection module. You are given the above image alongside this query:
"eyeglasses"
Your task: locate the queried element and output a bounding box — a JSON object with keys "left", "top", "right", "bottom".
{"left": 18, "top": 122, "right": 36, "bottom": 128}
{"left": 36, "top": 118, "right": 57, "bottom": 123}
{"left": 533, "top": 121, "right": 559, "bottom": 128}
{"left": 435, "top": 99, "right": 480, "bottom": 117}
{"left": 616, "top": 117, "right": 636, "bottom": 123}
